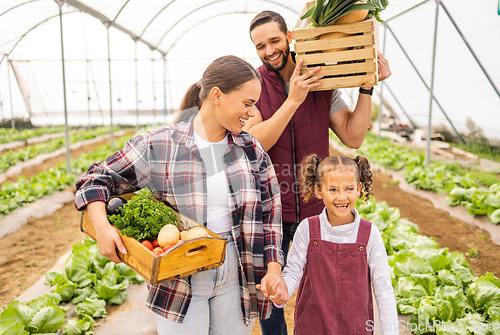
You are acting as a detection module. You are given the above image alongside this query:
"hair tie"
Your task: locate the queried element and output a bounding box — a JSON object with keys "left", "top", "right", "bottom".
{"left": 196, "top": 80, "right": 202, "bottom": 88}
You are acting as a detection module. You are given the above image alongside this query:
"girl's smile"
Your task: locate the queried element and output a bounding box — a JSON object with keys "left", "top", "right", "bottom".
{"left": 314, "top": 166, "right": 361, "bottom": 226}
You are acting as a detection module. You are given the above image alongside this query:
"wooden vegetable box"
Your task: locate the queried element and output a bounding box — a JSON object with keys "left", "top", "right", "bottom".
{"left": 80, "top": 193, "right": 227, "bottom": 285}
{"left": 292, "top": 1, "right": 379, "bottom": 91}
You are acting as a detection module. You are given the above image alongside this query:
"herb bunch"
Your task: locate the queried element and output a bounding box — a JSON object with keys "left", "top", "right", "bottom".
{"left": 108, "top": 193, "right": 178, "bottom": 242}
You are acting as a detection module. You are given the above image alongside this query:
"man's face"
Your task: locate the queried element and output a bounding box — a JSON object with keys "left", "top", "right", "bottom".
{"left": 250, "top": 21, "right": 292, "bottom": 72}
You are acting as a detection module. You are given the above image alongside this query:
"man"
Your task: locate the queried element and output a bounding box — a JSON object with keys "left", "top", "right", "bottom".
{"left": 245, "top": 11, "right": 392, "bottom": 335}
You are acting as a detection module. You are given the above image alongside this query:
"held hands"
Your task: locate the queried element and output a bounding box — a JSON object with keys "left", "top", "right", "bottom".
{"left": 288, "top": 58, "right": 324, "bottom": 105}
{"left": 256, "top": 273, "right": 289, "bottom": 306}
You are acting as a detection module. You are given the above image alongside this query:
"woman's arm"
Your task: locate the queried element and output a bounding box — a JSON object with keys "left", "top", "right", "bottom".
{"left": 87, "top": 201, "right": 127, "bottom": 263}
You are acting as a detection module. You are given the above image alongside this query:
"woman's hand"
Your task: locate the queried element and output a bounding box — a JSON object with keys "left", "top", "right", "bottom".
{"left": 87, "top": 201, "right": 127, "bottom": 263}
{"left": 256, "top": 262, "right": 289, "bottom": 306}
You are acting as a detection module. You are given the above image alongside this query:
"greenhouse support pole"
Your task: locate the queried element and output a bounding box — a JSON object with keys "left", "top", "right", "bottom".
{"left": 106, "top": 25, "right": 115, "bottom": 150}
{"left": 377, "top": 23, "right": 388, "bottom": 142}
{"left": 151, "top": 51, "right": 156, "bottom": 123}
{"left": 382, "top": 82, "right": 418, "bottom": 129}
{"left": 84, "top": 13, "right": 91, "bottom": 130}
{"left": 57, "top": 3, "right": 71, "bottom": 173}
{"left": 385, "top": 25, "right": 465, "bottom": 144}
{"left": 440, "top": 2, "right": 500, "bottom": 100}
{"left": 7, "top": 57, "right": 15, "bottom": 129}
{"left": 134, "top": 40, "right": 139, "bottom": 130}
{"left": 426, "top": 1, "right": 440, "bottom": 165}
{"left": 162, "top": 54, "right": 167, "bottom": 124}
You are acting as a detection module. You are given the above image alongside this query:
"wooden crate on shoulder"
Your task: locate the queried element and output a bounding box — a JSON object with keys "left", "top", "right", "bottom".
{"left": 80, "top": 193, "right": 227, "bottom": 286}
{"left": 292, "top": 1, "right": 379, "bottom": 91}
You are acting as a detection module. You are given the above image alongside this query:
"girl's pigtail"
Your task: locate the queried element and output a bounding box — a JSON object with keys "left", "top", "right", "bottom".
{"left": 299, "top": 154, "right": 321, "bottom": 202}
{"left": 354, "top": 155, "right": 373, "bottom": 201}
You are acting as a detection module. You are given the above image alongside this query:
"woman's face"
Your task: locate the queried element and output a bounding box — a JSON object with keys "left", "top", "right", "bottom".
{"left": 216, "top": 78, "right": 261, "bottom": 133}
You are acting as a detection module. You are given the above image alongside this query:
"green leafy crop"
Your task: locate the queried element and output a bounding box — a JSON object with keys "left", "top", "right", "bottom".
{"left": 108, "top": 193, "right": 178, "bottom": 242}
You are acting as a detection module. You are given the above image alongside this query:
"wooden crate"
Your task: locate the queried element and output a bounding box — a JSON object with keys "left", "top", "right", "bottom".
{"left": 80, "top": 193, "right": 227, "bottom": 285}
{"left": 292, "top": 1, "right": 379, "bottom": 91}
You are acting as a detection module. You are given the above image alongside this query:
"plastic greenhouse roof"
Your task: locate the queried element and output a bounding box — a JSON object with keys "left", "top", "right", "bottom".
{"left": 1, "top": 0, "right": 499, "bottom": 140}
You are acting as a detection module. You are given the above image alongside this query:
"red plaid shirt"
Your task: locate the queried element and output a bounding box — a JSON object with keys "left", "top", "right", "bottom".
{"left": 74, "top": 112, "right": 284, "bottom": 324}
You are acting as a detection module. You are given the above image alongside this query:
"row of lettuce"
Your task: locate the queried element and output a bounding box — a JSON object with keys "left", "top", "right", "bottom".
{"left": 348, "top": 133, "right": 500, "bottom": 225}
{"left": 0, "top": 126, "right": 124, "bottom": 174}
{"left": 0, "top": 134, "right": 132, "bottom": 218}
{"left": 0, "top": 238, "right": 144, "bottom": 335}
{"left": 1, "top": 197, "right": 498, "bottom": 334}
{"left": 0, "top": 126, "right": 66, "bottom": 145}
{"left": 360, "top": 198, "right": 499, "bottom": 334}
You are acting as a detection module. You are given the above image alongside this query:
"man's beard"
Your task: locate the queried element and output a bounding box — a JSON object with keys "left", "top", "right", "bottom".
{"left": 263, "top": 45, "right": 290, "bottom": 72}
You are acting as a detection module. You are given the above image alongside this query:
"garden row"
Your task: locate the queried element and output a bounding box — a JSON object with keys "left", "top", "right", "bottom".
{"left": 351, "top": 133, "right": 500, "bottom": 225}
{"left": 0, "top": 126, "right": 122, "bottom": 174}
{"left": 361, "top": 198, "right": 499, "bottom": 334}
{"left": 0, "top": 134, "right": 130, "bottom": 218}
{"left": 0, "top": 126, "right": 66, "bottom": 145}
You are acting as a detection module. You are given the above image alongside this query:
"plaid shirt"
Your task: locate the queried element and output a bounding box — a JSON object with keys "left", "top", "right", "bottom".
{"left": 74, "top": 112, "right": 284, "bottom": 324}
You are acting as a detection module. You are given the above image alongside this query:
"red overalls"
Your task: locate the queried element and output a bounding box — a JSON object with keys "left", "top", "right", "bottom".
{"left": 294, "top": 215, "right": 374, "bottom": 334}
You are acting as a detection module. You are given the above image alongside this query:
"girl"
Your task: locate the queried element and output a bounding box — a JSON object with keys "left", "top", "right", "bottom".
{"left": 268, "top": 154, "right": 399, "bottom": 334}
{"left": 75, "top": 55, "right": 286, "bottom": 334}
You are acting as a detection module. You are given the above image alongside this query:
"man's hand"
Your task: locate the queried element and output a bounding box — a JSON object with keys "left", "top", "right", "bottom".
{"left": 288, "top": 58, "right": 325, "bottom": 106}
{"left": 377, "top": 52, "right": 391, "bottom": 81}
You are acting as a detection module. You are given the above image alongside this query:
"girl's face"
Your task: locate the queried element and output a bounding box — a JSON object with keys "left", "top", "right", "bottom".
{"left": 215, "top": 78, "right": 260, "bottom": 134}
{"left": 314, "top": 166, "right": 361, "bottom": 226}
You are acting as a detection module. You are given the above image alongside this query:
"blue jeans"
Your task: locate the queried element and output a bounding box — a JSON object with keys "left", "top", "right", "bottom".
{"left": 259, "top": 223, "right": 293, "bottom": 335}
{"left": 155, "top": 234, "right": 256, "bottom": 334}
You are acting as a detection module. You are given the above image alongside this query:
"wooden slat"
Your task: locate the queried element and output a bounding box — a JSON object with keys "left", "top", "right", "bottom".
{"left": 312, "top": 61, "right": 377, "bottom": 76}
{"left": 310, "top": 75, "right": 378, "bottom": 91}
{"left": 293, "top": 19, "right": 374, "bottom": 40}
{"left": 294, "top": 33, "right": 374, "bottom": 53}
{"left": 297, "top": 47, "right": 376, "bottom": 65}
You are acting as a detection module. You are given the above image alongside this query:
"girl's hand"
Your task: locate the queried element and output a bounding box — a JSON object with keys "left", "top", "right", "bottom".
{"left": 269, "top": 276, "right": 289, "bottom": 306}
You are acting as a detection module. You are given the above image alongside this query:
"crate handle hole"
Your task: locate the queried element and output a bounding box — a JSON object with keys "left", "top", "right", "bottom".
{"left": 184, "top": 245, "right": 207, "bottom": 257}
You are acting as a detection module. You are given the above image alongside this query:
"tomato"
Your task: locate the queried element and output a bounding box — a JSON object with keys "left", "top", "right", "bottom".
{"left": 162, "top": 244, "right": 175, "bottom": 253}
{"left": 141, "top": 240, "right": 153, "bottom": 251}
{"left": 152, "top": 239, "right": 160, "bottom": 249}
{"left": 153, "top": 247, "right": 163, "bottom": 256}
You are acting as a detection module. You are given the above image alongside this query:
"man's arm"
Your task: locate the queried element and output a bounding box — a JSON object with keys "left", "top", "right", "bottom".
{"left": 329, "top": 52, "right": 392, "bottom": 149}
{"left": 243, "top": 59, "right": 323, "bottom": 151}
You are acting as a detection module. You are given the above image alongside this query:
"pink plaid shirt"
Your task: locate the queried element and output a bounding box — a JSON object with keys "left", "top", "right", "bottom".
{"left": 74, "top": 112, "right": 284, "bottom": 324}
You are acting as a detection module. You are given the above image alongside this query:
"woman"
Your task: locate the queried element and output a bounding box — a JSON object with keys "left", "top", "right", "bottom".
{"left": 74, "top": 55, "right": 286, "bottom": 334}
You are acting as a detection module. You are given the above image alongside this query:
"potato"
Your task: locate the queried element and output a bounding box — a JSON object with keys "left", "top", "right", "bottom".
{"left": 157, "top": 224, "right": 179, "bottom": 247}
{"left": 185, "top": 226, "right": 209, "bottom": 240}
{"left": 179, "top": 230, "right": 189, "bottom": 241}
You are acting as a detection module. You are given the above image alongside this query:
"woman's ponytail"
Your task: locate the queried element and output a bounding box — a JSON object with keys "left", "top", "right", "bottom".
{"left": 174, "top": 83, "right": 202, "bottom": 123}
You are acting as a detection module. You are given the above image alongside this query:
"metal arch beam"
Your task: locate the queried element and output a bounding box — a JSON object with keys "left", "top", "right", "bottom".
{"left": 163, "top": 10, "right": 259, "bottom": 56}
{"left": 139, "top": 0, "right": 177, "bottom": 39}
{"left": 64, "top": 0, "right": 164, "bottom": 53}
{"left": 0, "top": 9, "right": 78, "bottom": 66}
{"left": 154, "top": 0, "right": 299, "bottom": 50}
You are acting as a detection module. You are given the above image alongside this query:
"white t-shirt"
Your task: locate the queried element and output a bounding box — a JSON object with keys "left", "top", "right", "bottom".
{"left": 282, "top": 207, "right": 400, "bottom": 335}
{"left": 193, "top": 131, "right": 232, "bottom": 234}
